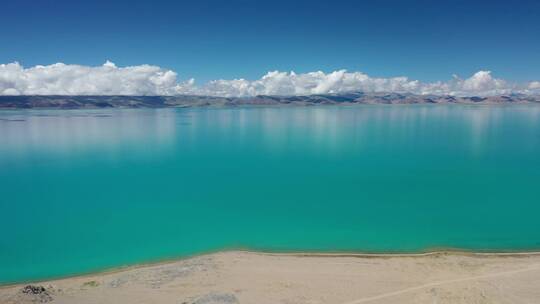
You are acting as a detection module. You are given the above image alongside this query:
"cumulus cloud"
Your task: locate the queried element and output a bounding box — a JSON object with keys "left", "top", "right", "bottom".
{"left": 1, "top": 61, "right": 539, "bottom": 97}
{"left": 529, "top": 81, "right": 540, "bottom": 89}
{"left": 0, "top": 61, "right": 192, "bottom": 96}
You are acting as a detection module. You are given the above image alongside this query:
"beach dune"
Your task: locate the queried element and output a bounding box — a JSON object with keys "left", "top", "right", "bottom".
{"left": 2, "top": 251, "right": 540, "bottom": 304}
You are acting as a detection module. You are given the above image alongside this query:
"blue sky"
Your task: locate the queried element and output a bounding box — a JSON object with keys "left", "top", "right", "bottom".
{"left": 1, "top": 0, "right": 540, "bottom": 88}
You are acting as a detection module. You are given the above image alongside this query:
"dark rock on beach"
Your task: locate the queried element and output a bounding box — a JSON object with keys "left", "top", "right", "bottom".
{"left": 20, "top": 285, "right": 53, "bottom": 303}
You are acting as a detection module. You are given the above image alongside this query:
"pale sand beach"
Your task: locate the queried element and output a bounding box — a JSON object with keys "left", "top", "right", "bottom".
{"left": 2, "top": 251, "right": 540, "bottom": 304}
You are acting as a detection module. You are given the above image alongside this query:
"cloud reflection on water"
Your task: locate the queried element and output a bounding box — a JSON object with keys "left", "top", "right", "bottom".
{"left": 1, "top": 105, "right": 540, "bottom": 163}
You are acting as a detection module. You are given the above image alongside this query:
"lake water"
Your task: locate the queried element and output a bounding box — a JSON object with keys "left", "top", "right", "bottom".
{"left": 1, "top": 105, "right": 540, "bottom": 284}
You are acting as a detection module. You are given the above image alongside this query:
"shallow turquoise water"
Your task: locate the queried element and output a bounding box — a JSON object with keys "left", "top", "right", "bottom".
{"left": 1, "top": 105, "right": 540, "bottom": 284}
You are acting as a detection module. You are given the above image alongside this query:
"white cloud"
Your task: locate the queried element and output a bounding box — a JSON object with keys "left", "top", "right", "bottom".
{"left": 1, "top": 61, "right": 539, "bottom": 97}
{"left": 0, "top": 61, "right": 191, "bottom": 96}
{"left": 529, "top": 81, "right": 540, "bottom": 89}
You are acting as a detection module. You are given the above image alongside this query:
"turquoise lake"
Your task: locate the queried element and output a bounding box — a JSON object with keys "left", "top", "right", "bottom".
{"left": 1, "top": 105, "right": 540, "bottom": 284}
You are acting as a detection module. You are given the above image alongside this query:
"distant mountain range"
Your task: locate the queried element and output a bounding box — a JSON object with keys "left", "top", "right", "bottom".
{"left": 1, "top": 93, "right": 539, "bottom": 109}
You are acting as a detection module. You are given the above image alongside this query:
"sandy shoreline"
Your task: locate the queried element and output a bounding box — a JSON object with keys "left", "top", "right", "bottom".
{"left": 3, "top": 249, "right": 540, "bottom": 288}
{"left": 2, "top": 250, "right": 540, "bottom": 303}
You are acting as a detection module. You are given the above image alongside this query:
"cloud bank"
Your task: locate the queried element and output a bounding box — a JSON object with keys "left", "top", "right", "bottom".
{"left": 1, "top": 61, "right": 539, "bottom": 97}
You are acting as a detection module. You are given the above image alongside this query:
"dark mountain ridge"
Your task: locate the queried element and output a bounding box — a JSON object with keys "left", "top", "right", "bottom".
{"left": 1, "top": 92, "right": 539, "bottom": 109}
